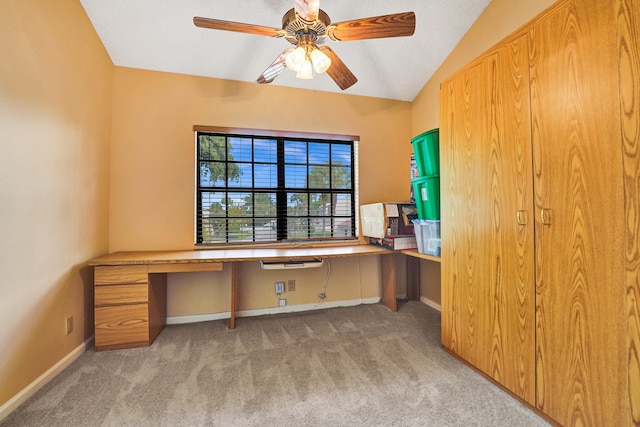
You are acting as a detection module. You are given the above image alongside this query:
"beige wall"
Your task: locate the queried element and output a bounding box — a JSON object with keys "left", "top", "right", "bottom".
{"left": 0, "top": 0, "right": 112, "bottom": 409}
{"left": 411, "top": 0, "right": 558, "bottom": 306}
{"left": 109, "top": 67, "right": 413, "bottom": 316}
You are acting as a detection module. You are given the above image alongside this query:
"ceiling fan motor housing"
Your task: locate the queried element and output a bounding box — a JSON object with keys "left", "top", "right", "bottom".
{"left": 282, "top": 8, "right": 330, "bottom": 45}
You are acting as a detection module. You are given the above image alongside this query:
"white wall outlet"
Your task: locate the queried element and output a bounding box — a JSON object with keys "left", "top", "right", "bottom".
{"left": 275, "top": 281, "right": 285, "bottom": 294}
{"left": 278, "top": 298, "right": 286, "bottom": 307}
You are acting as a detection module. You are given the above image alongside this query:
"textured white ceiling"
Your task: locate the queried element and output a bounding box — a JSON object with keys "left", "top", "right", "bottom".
{"left": 79, "top": 0, "right": 490, "bottom": 102}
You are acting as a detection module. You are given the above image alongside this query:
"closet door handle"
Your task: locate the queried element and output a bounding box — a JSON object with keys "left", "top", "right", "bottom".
{"left": 540, "top": 209, "right": 551, "bottom": 225}
{"left": 516, "top": 210, "right": 528, "bottom": 225}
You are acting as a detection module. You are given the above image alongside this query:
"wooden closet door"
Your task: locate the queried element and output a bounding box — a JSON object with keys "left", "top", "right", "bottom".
{"left": 618, "top": 0, "right": 640, "bottom": 424}
{"left": 441, "top": 35, "right": 535, "bottom": 404}
{"left": 529, "top": 0, "right": 628, "bottom": 424}
{"left": 441, "top": 60, "right": 488, "bottom": 371}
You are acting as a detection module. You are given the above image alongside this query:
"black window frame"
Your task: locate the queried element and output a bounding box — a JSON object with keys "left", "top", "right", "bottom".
{"left": 196, "top": 130, "right": 357, "bottom": 245}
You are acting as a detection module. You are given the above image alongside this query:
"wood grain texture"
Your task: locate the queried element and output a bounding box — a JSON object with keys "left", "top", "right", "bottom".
{"left": 328, "top": 12, "right": 415, "bottom": 42}
{"left": 483, "top": 36, "right": 535, "bottom": 405}
{"left": 618, "top": 0, "right": 640, "bottom": 424}
{"left": 530, "top": 0, "right": 627, "bottom": 424}
{"left": 440, "top": 60, "right": 486, "bottom": 370}
{"left": 380, "top": 254, "right": 397, "bottom": 312}
{"left": 88, "top": 245, "right": 393, "bottom": 266}
{"left": 318, "top": 46, "right": 358, "bottom": 91}
{"left": 148, "top": 274, "right": 167, "bottom": 345}
{"left": 95, "top": 304, "right": 149, "bottom": 349}
{"left": 94, "top": 284, "right": 148, "bottom": 306}
{"left": 95, "top": 265, "right": 148, "bottom": 285}
{"left": 147, "top": 263, "right": 223, "bottom": 273}
{"left": 193, "top": 17, "right": 283, "bottom": 38}
{"left": 440, "top": 36, "right": 535, "bottom": 405}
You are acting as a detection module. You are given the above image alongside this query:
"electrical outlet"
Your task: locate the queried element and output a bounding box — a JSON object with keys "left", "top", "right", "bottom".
{"left": 275, "top": 281, "right": 285, "bottom": 294}
{"left": 65, "top": 316, "right": 73, "bottom": 335}
{"left": 287, "top": 279, "right": 296, "bottom": 292}
{"left": 278, "top": 298, "right": 286, "bottom": 307}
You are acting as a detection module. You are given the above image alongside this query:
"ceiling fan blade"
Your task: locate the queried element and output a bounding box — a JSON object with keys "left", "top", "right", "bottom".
{"left": 256, "top": 49, "right": 294, "bottom": 84}
{"left": 327, "top": 11, "right": 416, "bottom": 41}
{"left": 318, "top": 46, "right": 357, "bottom": 90}
{"left": 194, "top": 17, "right": 284, "bottom": 38}
{"left": 294, "top": 0, "right": 320, "bottom": 22}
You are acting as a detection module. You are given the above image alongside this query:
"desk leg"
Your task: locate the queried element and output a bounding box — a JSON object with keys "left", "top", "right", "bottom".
{"left": 230, "top": 262, "right": 237, "bottom": 330}
{"left": 380, "top": 254, "right": 397, "bottom": 312}
{"left": 406, "top": 256, "right": 420, "bottom": 301}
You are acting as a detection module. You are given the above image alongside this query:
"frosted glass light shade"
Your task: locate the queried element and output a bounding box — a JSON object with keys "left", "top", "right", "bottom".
{"left": 285, "top": 46, "right": 306, "bottom": 72}
{"left": 296, "top": 59, "right": 313, "bottom": 79}
{"left": 310, "top": 48, "right": 331, "bottom": 73}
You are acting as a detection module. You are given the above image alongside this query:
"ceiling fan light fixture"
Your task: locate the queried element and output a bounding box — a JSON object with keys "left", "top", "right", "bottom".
{"left": 296, "top": 59, "right": 314, "bottom": 79}
{"left": 310, "top": 47, "right": 331, "bottom": 73}
{"left": 285, "top": 46, "right": 306, "bottom": 72}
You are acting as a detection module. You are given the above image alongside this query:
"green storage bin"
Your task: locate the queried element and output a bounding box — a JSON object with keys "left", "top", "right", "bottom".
{"left": 411, "top": 128, "right": 440, "bottom": 177}
{"left": 412, "top": 176, "right": 440, "bottom": 219}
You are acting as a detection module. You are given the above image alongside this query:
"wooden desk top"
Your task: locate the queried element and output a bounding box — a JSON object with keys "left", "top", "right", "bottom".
{"left": 88, "top": 244, "right": 394, "bottom": 266}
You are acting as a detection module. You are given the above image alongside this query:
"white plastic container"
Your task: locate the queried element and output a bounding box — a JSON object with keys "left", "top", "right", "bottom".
{"left": 412, "top": 219, "right": 441, "bottom": 255}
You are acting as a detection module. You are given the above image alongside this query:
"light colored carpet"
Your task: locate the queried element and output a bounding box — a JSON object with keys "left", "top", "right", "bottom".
{"left": 1, "top": 302, "right": 549, "bottom": 426}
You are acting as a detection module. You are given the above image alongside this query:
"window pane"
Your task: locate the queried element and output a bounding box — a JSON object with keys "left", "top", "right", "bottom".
{"left": 228, "top": 193, "right": 253, "bottom": 216}
{"left": 310, "top": 193, "right": 331, "bottom": 216}
{"left": 334, "top": 218, "right": 353, "bottom": 237}
{"left": 199, "top": 161, "right": 225, "bottom": 187}
{"left": 311, "top": 217, "right": 332, "bottom": 238}
{"left": 252, "top": 193, "right": 276, "bottom": 217}
{"left": 309, "top": 142, "right": 329, "bottom": 165}
{"left": 284, "top": 141, "right": 307, "bottom": 163}
{"left": 287, "top": 193, "right": 308, "bottom": 216}
{"left": 254, "top": 139, "right": 277, "bottom": 163}
{"left": 255, "top": 219, "right": 277, "bottom": 241}
{"left": 228, "top": 163, "right": 252, "bottom": 188}
{"left": 200, "top": 191, "right": 226, "bottom": 242}
{"left": 309, "top": 166, "right": 330, "bottom": 189}
{"left": 285, "top": 164, "right": 307, "bottom": 188}
{"left": 228, "top": 217, "right": 252, "bottom": 242}
{"left": 199, "top": 135, "right": 226, "bottom": 161}
{"left": 254, "top": 164, "right": 277, "bottom": 188}
{"left": 333, "top": 166, "right": 352, "bottom": 189}
{"left": 288, "top": 218, "right": 309, "bottom": 239}
{"left": 228, "top": 137, "right": 253, "bottom": 162}
{"left": 334, "top": 194, "right": 352, "bottom": 216}
{"left": 332, "top": 144, "right": 351, "bottom": 166}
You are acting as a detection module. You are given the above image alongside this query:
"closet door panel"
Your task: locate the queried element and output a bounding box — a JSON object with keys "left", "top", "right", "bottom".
{"left": 483, "top": 36, "right": 535, "bottom": 405}
{"left": 618, "top": 0, "right": 640, "bottom": 423}
{"left": 441, "top": 62, "right": 489, "bottom": 370}
{"left": 530, "top": 0, "right": 627, "bottom": 424}
{"left": 441, "top": 35, "right": 535, "bottom": 404}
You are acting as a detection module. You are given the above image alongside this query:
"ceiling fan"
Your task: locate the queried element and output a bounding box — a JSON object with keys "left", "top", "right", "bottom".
{"left": 193, "top": 0, "right": 416, "bottom": 90}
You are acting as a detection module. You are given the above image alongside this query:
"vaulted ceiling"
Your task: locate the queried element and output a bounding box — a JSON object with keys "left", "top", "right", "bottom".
{"left": 79, "top": 0, "right": 490, "bottom": 102}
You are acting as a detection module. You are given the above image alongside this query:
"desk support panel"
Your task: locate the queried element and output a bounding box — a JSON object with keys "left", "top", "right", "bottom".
{"left": 380, "top": 254, "right": 397, "bottom": 312}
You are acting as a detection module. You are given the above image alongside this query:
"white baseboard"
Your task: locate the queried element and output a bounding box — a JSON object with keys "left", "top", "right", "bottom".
{"left": 420, "top": 296, "right": 442, "bottom": 312}
{"left": 167, "top": 297, "right": 381, "bottom": 325}
{"left": 0, "top": 336, "right": 94, "bottom": 422}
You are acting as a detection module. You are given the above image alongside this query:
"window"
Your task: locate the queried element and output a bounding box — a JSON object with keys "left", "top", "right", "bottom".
{"left": 196, "top": 130, "right": 357, "bottom": 245}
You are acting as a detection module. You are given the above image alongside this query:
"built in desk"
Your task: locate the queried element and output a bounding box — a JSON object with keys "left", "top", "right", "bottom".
{"left": 88, "top": 245, "right": 400, "bottom": 351}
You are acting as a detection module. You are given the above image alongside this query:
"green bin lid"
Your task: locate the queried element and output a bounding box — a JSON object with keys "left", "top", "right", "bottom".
{"left": 411, "top": 128, "right": 439, "bottom": 144}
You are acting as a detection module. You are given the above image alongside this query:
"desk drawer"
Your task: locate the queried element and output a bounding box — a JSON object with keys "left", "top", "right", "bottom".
{"left": 95, "top": 265, "right": 148, "bottom": 285}
{"left": 95, "top": 304, "right": 149, "bottom": 348}
{"left": 95, "top": 284, "right": 148, "bottom": 305}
